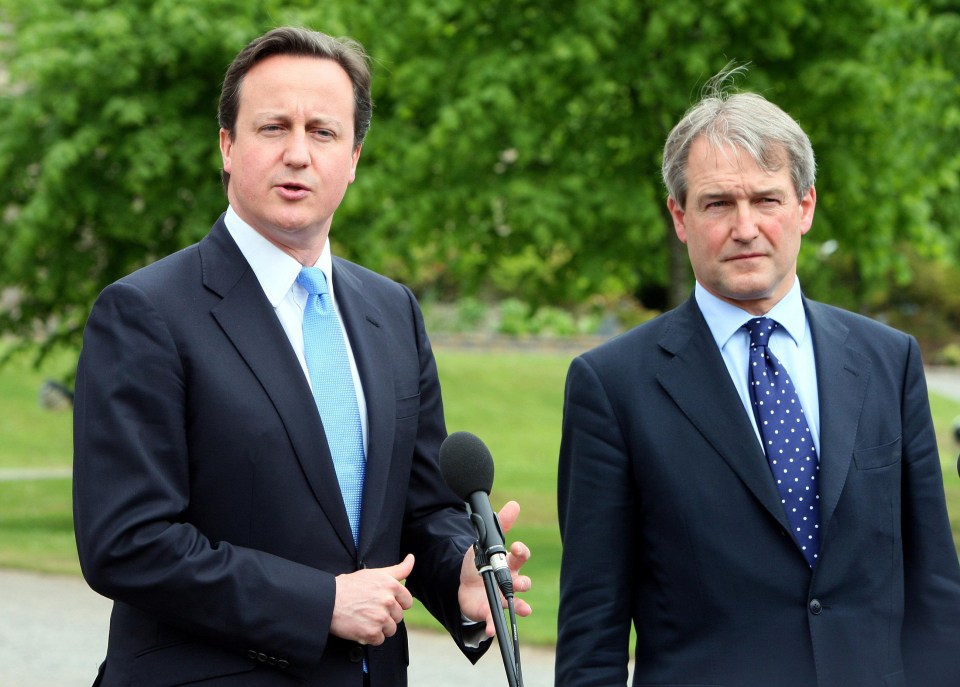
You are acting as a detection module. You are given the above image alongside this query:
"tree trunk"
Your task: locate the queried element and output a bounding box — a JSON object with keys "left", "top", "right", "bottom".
{"left": 662, "top": 204, "right": 691, "bottom": 309}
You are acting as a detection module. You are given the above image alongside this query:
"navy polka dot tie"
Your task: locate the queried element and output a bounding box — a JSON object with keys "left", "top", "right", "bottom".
{"left": 745, "top": 317, "right": 820, "bottom": 567}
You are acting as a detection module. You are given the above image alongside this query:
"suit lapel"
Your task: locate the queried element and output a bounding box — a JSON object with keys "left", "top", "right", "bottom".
{"left": 656, "top": 298, "right": 791, "bottom": 531}
{"left": 199, "top": 220, "right": 357, "bottom": 554}
{"left": 331, "top": 260, "right": 394, "bottom": 559}
{"left": 805, "top": 300, "right": 870, "bottom": 533}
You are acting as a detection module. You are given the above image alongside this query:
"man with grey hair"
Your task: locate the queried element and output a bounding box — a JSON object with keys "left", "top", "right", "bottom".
{"left": 556, "top": 66, "right": 960, "bottom": 686}
{"left": 73, "top": 26, "right": 531, "bottom": 686}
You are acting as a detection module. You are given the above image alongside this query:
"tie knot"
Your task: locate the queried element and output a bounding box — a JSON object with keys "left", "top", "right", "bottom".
{"left": 297, "top": 266, "right": 329, "bottom": 297}
{"left": 744, "top": 317, "right": 778, "bottom": 349}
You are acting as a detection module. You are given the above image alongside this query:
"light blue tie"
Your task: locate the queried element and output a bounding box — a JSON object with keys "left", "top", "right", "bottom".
{"left": 745, "top": 317, "right": 820, "bottom": 567}
{"left": 297, "top": 267, "right": 365, "bottom": 548}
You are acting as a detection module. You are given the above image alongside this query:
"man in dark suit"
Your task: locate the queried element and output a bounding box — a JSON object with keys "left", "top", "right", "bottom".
{"left": 73, "top": 27, "right": 530, "bottom": 686}
{"left": 555, "top": 67, "right": 960, "bottom": 686}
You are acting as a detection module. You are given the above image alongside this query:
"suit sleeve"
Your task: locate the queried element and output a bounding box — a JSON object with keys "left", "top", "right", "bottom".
{"left": 899, "top": 337, "right": 960, "bottom": 684}
{"left": 393, "top": 285, "right": 491, "bottom": 660}
{"left": 73, "top": 282, "right": 333, "bottom": 677}
{"left": 556, "top": 355, "right": 635, "bottom": 686}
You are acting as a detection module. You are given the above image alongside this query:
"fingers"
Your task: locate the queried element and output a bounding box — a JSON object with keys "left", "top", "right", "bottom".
{"left": 510, "top": 572, "right": 532, "bottom": 595}
{"left": 497, "top": 500, "right": 521, "bottom": 534}
{"left": 331, "top": 556, "right": 416, "bottom": 645}
{"left": 460, "top": 501, "right": 534, "bottom": 634}
{"left": 506, "top": 538, "right": 531, "bottom": 596}
{"left": 511, "top": 597, "right": 533, "bottom": 617}
{"left": 479, "top": 595, "right": 533, "bottom": 638}
{"left": 386, "top": 553, "right": 415, "bottom": 582}
{"left": 396, "top": 585, "right": 413, "bottom": 611}
{"left": 386, "top": 553, "right": 415, "bottom": 609}
{"left": 507, "top": 540, "right": 530, "bottom": 571}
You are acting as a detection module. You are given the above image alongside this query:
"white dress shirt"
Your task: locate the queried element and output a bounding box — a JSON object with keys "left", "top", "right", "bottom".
{"left": 226, "top": 207, "right": 506, "bottom": 644}
{"left": 223, "top": 206, "right": 369, "bottom": 451}
{"left": 695, "top": 278, "right": 821, "bottom": 454}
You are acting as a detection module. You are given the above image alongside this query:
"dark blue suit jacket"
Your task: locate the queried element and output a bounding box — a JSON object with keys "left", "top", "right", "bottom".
{"left": 73, "top": 217, "right": 482, "bottom": 686}
{"left": 556, "top": 294, "right": 960, "bottom": 686}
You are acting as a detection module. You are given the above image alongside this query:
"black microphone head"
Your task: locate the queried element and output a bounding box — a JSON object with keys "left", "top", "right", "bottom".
{"left": 439, "top": 431, "right": 494, "bottom": 499}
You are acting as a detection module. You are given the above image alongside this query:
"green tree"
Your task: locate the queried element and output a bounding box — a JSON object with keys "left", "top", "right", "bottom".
{"left": 0, "top": 0, "right": 359, "bottom": 361}
{"left": 346, "top": 0, "right": 960, "bottom": 311}
{"left": 797, "top": 1, "right": 960, "bottom": 310}
{"left": 1, "top": 0, "right": 957, "bottom": 361}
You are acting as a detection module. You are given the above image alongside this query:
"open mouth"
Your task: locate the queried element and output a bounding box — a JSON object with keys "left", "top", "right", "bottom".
{"left": 276, "top": 182, "right": 310, "bottom": 199}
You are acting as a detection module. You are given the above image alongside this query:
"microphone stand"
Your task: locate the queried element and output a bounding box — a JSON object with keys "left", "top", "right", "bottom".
{"left": 474, "top": 545, "right": 523, "bottom": 687}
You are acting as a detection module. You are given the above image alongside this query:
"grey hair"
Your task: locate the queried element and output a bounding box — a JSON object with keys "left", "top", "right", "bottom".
{"left": 661, "top": 63, "right": 816, "bottom": 208}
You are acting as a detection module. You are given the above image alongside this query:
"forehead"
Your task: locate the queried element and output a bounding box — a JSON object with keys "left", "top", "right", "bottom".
{"left": 686, "top": 137, "right": 790, "bottom": 191}
{"left": 239, "top": 54, "right": 355, "bottom": 111}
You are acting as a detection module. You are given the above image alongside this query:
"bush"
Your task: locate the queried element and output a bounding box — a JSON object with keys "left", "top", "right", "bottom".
{"left": 937, "top": 344, "right": 960, "bottom": 367}
{"left": 496, "top": 298, "right": 533, "bottom": 336}
{"left": 531, "top": 306, "right": 578, "bottom": 337}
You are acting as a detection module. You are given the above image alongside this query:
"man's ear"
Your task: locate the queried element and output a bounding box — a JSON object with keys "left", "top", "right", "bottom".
{"left": 668, "top": 197, "right": 688, "bottom": 244}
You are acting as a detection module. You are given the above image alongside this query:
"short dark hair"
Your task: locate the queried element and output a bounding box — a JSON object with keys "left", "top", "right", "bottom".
{"left": 218, "top": 26, "right": 373, "bottom": 189}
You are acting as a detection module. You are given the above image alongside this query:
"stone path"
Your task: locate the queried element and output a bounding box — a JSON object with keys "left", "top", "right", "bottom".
{"left": 0, "top": 569, "right": 555, "bottom": 687}
{"left": 0, "top": 467, "right": 72, "bottom": 481}
{"left": 926, "top": 366, "right": 960, "bottom": 403}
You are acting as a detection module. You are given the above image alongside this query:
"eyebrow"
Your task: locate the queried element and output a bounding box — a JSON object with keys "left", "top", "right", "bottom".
{"left": 697, "top": 187, "right": 788, "bottom": 203}
{"left": 253, "top": 112, "right": 344, "bottom": 132}
{"left": 751, "top": 187, "right": 788, "bottom": 198}
{"left": 308, "top": 115, "right": 344, "bottom": 131}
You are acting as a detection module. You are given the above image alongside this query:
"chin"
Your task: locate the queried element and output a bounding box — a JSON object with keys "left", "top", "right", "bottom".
{"left": 723, "top": 275, "right": 777, "bottom": 298}
{"left": 267, "top": 212, "right": 316, "bottom": 233}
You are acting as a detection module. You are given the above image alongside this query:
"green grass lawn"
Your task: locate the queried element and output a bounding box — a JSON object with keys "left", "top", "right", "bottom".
{"left": 3, "top": 345, "right": 960, "bottom": 647}
{"left": 0, "top": 349, "right": 74, "bottom": 470}
{"left": 419, "top": 348, "right": 571, "bottom": 644}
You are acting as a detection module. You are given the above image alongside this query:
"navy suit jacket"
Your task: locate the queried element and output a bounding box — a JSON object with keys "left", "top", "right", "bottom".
{"left": 556, "top": 294, "right": 960, "bottom": 686}
{"left": 73, "top": 217, "right": 483, "bottom": 686}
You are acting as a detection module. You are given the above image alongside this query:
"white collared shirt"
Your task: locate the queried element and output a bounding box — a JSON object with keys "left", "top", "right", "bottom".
{"left": 223, "top": 206, "right": 369, "bottom": 450}
{"left": 695, "top": 279, "right": 821, "bottom": 453}
{"left": 226, "top": 207, "right": 490, "bottom": 644}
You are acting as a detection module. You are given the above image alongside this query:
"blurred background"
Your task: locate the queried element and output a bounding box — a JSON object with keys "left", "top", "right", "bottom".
{"left": 1, "top": 0, "right": 959, "bottom": 653}
{"left": 2, "top": 0, "right": 960, "bottom": 360}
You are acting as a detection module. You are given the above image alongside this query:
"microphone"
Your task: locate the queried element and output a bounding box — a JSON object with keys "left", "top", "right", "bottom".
{"left": 439, "top": 431, "right": 514, "bottom": 598}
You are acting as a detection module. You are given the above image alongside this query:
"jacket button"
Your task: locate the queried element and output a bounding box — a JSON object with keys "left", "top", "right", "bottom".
{"left": 809, "top": 598, "right": 823, "bottom": 615}
{"left": 348, "top": 646, "right": 364, "bottom": 663}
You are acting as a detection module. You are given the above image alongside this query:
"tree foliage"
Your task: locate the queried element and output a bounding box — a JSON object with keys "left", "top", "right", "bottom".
{"left": 0, "top": 0, "right": 957, "bottom": 360}
{"left": 0, "top": 0, "right": 360, "bottom": 360}
{"left": 347, "top": 0, "right": 960, "bottom": 313}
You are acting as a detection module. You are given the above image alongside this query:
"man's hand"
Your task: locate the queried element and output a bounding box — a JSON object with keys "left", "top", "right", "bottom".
{"left": 331, "top": 554, "right": 415, "bottom": 645}
{"left": 458, "top": 500, "right": 532, "bottom": 637}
